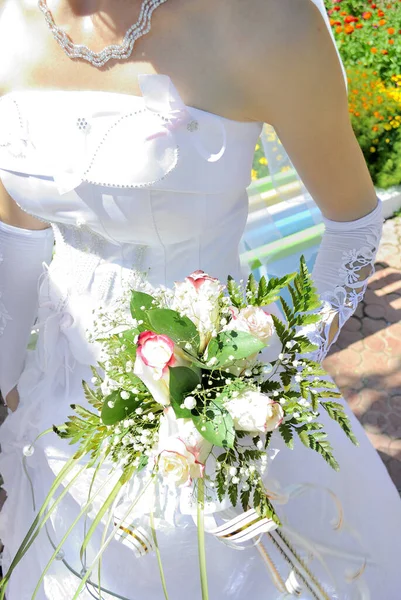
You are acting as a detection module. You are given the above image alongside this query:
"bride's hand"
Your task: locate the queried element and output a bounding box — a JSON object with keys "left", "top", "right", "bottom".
{"left": 5, "top": 386, "right": 20, "bottom": 412}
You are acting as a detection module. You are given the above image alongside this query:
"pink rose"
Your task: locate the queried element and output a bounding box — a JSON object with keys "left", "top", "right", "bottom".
{"left": 137, "top": 331, "right": 176, "bottom": 376}
{"left": 172, "top": 271, "right": 224, "bottom": 352}
{"left": 186, "top": 270, "right": 220, "bottom": 291}
{"left": 134, "top": 331, "right": 189, "bottom": 406}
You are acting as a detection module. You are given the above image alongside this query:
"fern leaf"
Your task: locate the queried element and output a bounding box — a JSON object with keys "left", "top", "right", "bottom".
{"left": 279, "top": 422, "right": 294, "bottom": 449}
{"left": 322, "top": 402, "right": 358, "bottom": 445}
{"left": 227, "top": 276, "right": 245, "bottom": 309}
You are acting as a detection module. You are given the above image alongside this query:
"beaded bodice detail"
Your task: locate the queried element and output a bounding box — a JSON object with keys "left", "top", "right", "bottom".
{"left": 0, "top": 75, "right": 262, "bottom": 363}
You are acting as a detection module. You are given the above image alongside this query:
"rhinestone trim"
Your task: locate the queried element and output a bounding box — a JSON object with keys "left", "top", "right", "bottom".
{"left": 82, "top": 110, "right": 179, "bottom": 188}
{"left": 38, "top": 0, "right": 168, "bottom": 68}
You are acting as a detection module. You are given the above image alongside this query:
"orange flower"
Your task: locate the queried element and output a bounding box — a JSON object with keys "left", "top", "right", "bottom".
{"left": 378, "top": 9, "right": 385, "bottom": 17}
{"left": 372, "top": 126, "right": 379, "bottom": 132}
{"left": 356, "top": 23, "right": 363, "bottom": 29}
{"left": 340, "top": 11, "right": 347, "bottom": 16}
{"left": 381, "top": 49, "right": 389, "bottom": 55}
{"left": 389, "top": 39, "right": 395, "bottom": 45}
{"left": 345, "top": 24, "right": 354, "bottom": 34}
{"left": 336, "top": 25, "right": 343, "bottom": 33}
{"left": 379, "top": 19, "right": 387, "bottom": 26}
{"left": 371, "top": 47, "right": 378, "bottom": 53}
{"left": 362, "top": 11, "right": 372, "bottom": 19}
{"left": 330, "top": 18, "right": 336, "bottom": 26}
{"left": 388, "top": 27, "right": 395, "bottom": 35}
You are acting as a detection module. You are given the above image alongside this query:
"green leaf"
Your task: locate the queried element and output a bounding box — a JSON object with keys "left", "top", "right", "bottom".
{"left": 82, "top": 380, "right": 103, "bottom": 411}
{"left": 147, "top": 308, "right": 200, "bottom": 351}
{"left": 193, "top": 399, "right": 235, "bottom": 449}
{"left": 264, "top": 431, "right": 273, "bottom": 450}
{"left": 206, "top": 330, "right": 266, "bottom": 367}
{"left": 101, "top": 391, "right": 141, "bottom": 425}
{"left": 308, "top": 379, "right": 338, "bottom": 390}
{"left": 227, "top": 276, "right": 245, "bottom": 309}
{"left": 169, "top": 366, "right": 201, "bottom": 418}
{"left": 297, "top": 429, "right": 340, "bottom": 471}
{"left": 271, "top": 314, "right": 288, "bottom": 344}
{"left": 295, "top": 313, "right": 321, "bottom": 326}
{"left": 279, "top": 422, "right": 294, "bottom": 449}
{"left": 257, "top": 276, "right": 268, "bottom": 303}
{"left": 70, "top": 405, "right": 100, "bottom": 425}
{"left": 294, "top": 335, "right": 319, "bottom": 354}
{"left": 137, "top": 454, "right": 149, "bottom": 473}
{"left": 257, "top": 272, "right": 297, "bottom": 306}
{"left": 322, "top": 402, "right": 358, "bottom": 445}
{"left": 228, "top": 483, "right": 239, "bottom": 507}
{"left": 246, "top": 273, "right": 258, "bottom": 301}
{"left": 216, "top": 470, "right": 226, "bottom": 502}
{"left": 240, "top": 486, "right": 251, "bottom": 511}
{"left": 279, "top": 297, "right": 293, "bottom": 324}
{"left": 130, "top": 291, "right": 155, "bottom": 329}
{"left": 119, "top": 328, "right": 139, "bottom": 348}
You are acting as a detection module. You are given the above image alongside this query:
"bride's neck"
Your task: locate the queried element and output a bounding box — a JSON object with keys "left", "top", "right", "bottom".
{"left": 56, "top": 0, "right": 142, "bottom": 18}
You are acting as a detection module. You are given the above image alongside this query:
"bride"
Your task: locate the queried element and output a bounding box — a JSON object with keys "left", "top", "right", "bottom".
{"left": 0, "top": 0, "right": 400, "bottom": 598}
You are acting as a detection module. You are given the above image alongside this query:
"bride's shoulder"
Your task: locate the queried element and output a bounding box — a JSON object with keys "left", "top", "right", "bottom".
{"left": 227, "top": 0, "right": 327, "bottom": 51}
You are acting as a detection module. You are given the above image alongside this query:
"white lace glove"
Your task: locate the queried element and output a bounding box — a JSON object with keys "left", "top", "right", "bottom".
{"left": 306, "top": 199, "right": 383, "bottom": 362}
{"left": 0, "top": 221, "right": 54, "bottom": 401}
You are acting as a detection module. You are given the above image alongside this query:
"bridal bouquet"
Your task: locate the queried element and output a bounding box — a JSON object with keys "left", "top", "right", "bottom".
{"left": 0, "top": 258, "right": 357, "bottom": 600}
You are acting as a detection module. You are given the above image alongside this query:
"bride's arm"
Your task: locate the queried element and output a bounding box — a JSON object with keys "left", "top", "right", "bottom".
{"left": 0, "top": 183, "right": 54, "bottom": 410}
{"left": 241, "top": 0, "right": 381, "bottom": 361}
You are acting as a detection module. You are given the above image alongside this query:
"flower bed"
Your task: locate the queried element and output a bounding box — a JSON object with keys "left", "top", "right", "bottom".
{"left": 325, "top": 0, "right": 401, "bottom": 81}
{"left": 252, "top": 2, "right": 401, "bottom": 188}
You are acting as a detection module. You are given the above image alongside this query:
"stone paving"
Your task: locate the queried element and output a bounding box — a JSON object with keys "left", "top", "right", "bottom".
{"left": 324, "top": 214, "right": 401, "bottom": 492}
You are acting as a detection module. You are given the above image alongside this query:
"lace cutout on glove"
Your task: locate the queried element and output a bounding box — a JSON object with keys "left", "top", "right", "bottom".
{"left": 311, "top": 221, "right": 382, "bottom": 363}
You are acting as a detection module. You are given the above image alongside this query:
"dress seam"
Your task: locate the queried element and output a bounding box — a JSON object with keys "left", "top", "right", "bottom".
{"left": 147, "top": 189, "right": 167, "bottom": 285}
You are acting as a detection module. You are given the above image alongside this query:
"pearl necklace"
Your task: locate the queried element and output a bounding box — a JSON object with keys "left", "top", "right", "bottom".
{"left": 38, "top": 0, "right": 167, "bottom": 68}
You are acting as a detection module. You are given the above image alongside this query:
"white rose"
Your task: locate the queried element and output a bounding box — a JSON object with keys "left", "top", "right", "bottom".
{"left": 158, "top": 437, "right": 206, "bottom": 487}
{"left": 225, "top": 389, "right": 284, "bottom": 434}
{"left": 158, "top": 407, "right": 212, "bottom": 464}
{"left": 172, "top": 271, "right": 224, "bottom": 352}
{"left": 224, "top": 306, "right": 274, "bottom": 344}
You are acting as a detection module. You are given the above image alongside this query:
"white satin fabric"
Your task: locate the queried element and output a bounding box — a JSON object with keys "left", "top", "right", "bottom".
{"left": 0, "top": 74, "right": 400, "bottom": 599}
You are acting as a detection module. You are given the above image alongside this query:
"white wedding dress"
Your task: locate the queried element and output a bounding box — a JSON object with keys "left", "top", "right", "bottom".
{"left": 0, "top": 74, "right": 400, "bottom": 600}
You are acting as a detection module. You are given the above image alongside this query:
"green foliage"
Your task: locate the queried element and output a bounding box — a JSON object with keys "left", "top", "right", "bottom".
{"left": 266, "top": 256, "right": 354, "bottom": 471}
{"left": 322, "top": 401, "right": 359, "bottom": 445}
{"left": 169, "top": 366, "right": 201, "bottom": 418}
{"left": 101, "top": 390, "right": 141, "bottom": 426}
{"left": 193, "top": 399, "right": 235, "bottom": 449}
{"left": 130, "top": 291, "right": 154, "bottom": 330}
{"left": 345, "top": 67, "right": 401, "bottom": 188}
{"left": 205, "top": 330, "right": 266, "bottom": 366}
{"left": 226, "top": 276, "right": 246, "bottom": 309}
{"left": 254, "top": 273, "right": 297, "bottom": 307}
{"left": 253, "top": 480, "right": 281, "bottom": 525}
{"left": 147, "top": 308, "right": 200, "bottom": 352}
{"left": 279, "top": 422, "right": 294, "bottom": 449}
{"left": 240, "top": 486, "right": 251, "bottom": 511}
